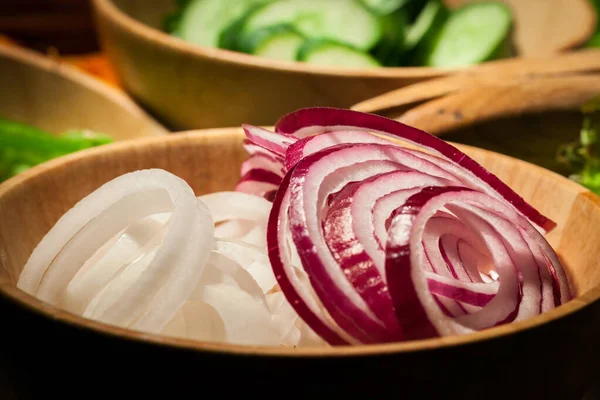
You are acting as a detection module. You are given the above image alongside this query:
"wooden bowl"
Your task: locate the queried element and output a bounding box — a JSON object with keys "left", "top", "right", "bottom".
{"left": 91, "top": 0, "right": 596, "bottom": 131}
{"left": 0, "top": 127, "right": 599, "bottom": 399}
{"left": 0, "top": 43, "right": 167, "bottom": 140}
{"left": 91, "top": 0, "right": 447, "bottom": 130}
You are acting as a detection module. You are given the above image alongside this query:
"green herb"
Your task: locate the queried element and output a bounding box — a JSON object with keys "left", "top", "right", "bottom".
{"left": 556, "top": 95, "right": 600, "bottom": 194}
{"left": 0, "top": 119, "right": 114, "bottom": 183}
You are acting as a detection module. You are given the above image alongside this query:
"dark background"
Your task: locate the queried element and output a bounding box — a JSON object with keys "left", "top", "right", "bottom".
{"left": 0, "top": 0, "right": 99, "bottom": 55}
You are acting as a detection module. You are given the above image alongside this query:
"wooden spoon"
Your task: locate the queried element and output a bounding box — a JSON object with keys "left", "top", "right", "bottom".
{"left": 443, "top": 0, "right": 597, "bottom": 56}
{"left": 351, "top": 49, "right": 600, "bottom": 115}
{"left": 396, "top": 73, "right": 600, "bottom": 135}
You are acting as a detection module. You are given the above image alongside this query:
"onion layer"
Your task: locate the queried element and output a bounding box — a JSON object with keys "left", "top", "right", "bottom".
{"left": 238, "top": 107, "right": 572, "bottom": 345}
{"left": 18, "top": 169, "right": 323, "bottom": 347}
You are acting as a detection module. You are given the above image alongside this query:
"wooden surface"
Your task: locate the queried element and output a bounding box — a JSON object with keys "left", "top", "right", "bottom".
{"left": 443, "top": 0, "right": 597, "bottom": 56}
{"left": 351, "top": 49, "right": 600, "bottom": 115}
{"left": 0, "top": 126, "right": 599, "bottom": 398}
{"left": 0, "top": 43, "right": 167, "bottom": 140}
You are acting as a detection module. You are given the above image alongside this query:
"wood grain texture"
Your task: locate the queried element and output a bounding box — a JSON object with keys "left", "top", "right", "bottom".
{"left": 0, "top": 127, "right": 599, "bottom": 399}
{"left": 0, "top": 44, "right": 167, "bottom": 140}
{"left": 351, "top": 49, "right": 600, "bottom": 115}
{"left": 443, "top": 0, "right": 597, "bottom": 56}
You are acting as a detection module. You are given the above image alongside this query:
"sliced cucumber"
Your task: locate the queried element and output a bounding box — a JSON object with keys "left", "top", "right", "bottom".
{"left": 239, "top": 24, "right": 305, "bottom": 61}
{"left": 163, "top": 0, "right": 191, "bottom": 33}
{"left": 242, "top": 0, "right": 382, "bottom": 51}
{"left": 358, "top": 0, "right": 411, "bottom": 16}
{"left": 404, "top": 0, "right": 447, "bottom": 51}
{"left": 298, "top": 40, "right": 381, "bottom": 69}
{"left": 219, "top": 2, "right": 272, "bottom": 50}
{"left": 423, "top": 2, "right": 512, "bottom": 68}
{"left": 403, "top": 0, "right": 429, "bottom": 22}
{"left": 371, "top": 10, "right": 410, "bottom": 66}
{"left": 172, "top": 0, "right": 270, "bottom": 48}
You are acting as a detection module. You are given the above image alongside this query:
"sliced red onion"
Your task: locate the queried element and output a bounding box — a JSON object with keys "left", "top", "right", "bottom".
{"left": 242, "top": 139, "right": 285, "bottom": 162}
{"left": 284, "top": 130, "right": 392, "bottom": 171}
{"left": 242, "top": 124, "right": 293, "bottom": 157}
{"left": 274, "top": 107, "right": 555, "bottom": 233}
{"left": 235, "top": 170, "right": 281, "bottom": 199}
{"left": 268, "top": 172, "right": 356, "bottom": 345}
{"left": 270, "top": 143, "right": 475, "bottom": 343}
{"left": 385, "top": 186, "right": 570, "bottom": 340}
{"left": 263, "top": 108, "right": 571, "bottom": 346}
{"left": 240, "top": 153, "right": 285, "bottom": 178}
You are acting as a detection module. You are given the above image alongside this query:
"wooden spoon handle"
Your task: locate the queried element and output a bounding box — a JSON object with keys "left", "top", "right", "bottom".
{"left": 352, "top": 49, "right": 600, "bottom": 115}
{"left": 397, "top": 74, "right": 600, "bottom": 135}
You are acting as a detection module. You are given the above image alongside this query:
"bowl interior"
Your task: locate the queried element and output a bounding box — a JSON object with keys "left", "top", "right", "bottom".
{"left": 1, "top": 127, "right": 599, "bottom": 355}
{"left": 0, "top": 45, "right": 167, "bottom": 140}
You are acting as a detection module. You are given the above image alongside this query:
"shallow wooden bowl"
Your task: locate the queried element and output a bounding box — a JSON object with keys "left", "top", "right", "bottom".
{"left": 0, "top": 43, "right": 167, "bottom": 140}
{"left": 91, "top": 0, "right": 447, "bottom": 130}
{"left": 91, "top": 0, "right": 596, "bottom": 131}
{"left": 0, "top": 127, "right": 599, "bottom": 399}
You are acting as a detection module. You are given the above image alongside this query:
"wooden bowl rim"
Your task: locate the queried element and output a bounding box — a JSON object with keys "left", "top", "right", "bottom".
{"left": 2, "top": 127, "right": 599, "bottom": 357}
{"left": 0, "top": 43, "right": 169, "bottom": 137}
{"left": 93, "top": 0, "right": 456, "bottom": 79}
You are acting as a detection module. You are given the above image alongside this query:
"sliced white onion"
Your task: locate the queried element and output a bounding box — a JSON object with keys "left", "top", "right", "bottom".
{"left": 216, "top": 239, "right": 276, "bottom": 293}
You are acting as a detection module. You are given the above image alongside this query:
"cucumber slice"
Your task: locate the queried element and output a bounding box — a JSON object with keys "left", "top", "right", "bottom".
{"left": 172, "top": 0, "right": 270, "bottom": 48}
{"left": 371, "top": 10, "right": 410, "bottom": 66}
{"left": 239, "top": 24, "right": 305, "bottom": 61}
{"left": 163, "top": 0, "right": 190, "bottom": 33}
{"left": 242, "top": 0, "right": 382, "bottom": 51}
{"left": 423, "top": 2, "right": 512, "bottom": 68}
{"left": 219, "top": 2, "right": 272, "bottom": 50}
{"left": 404, "top": 0, "right": 447, "bottom": 51}
{"left": 359, "top": 0, "right": 411, "bottom": 16}
{"left": 298, "top": 40, "right": 381, "bottom": 68}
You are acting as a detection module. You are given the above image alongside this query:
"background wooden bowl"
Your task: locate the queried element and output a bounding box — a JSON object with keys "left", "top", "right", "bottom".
{"left": 91, "top": 0, "right": 596, "bottom": 131}
{"left": 0, "top": 127, "right": 599, "bottom": 399}
{"left": 0, "top": 43, "right": 167, "bottom": 140}
{"left": 90, "top": 0, "right": 446, "bottom": 130}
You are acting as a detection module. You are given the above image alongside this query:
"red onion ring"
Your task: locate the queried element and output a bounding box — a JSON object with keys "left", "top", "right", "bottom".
{"left": 274, "top": 107, "right": 555, "bottom": 234}
{"left": 249, "top": 107, "right": 572, "bottom": 346}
